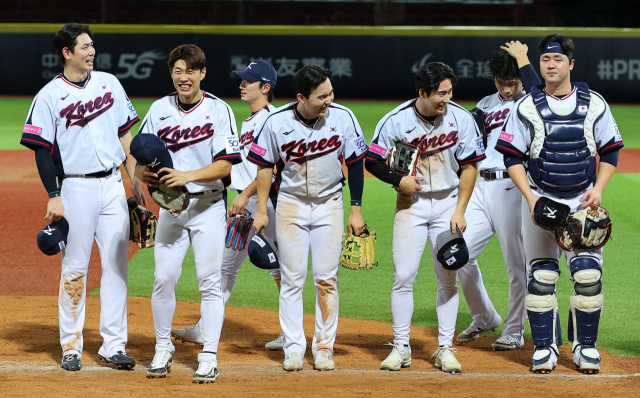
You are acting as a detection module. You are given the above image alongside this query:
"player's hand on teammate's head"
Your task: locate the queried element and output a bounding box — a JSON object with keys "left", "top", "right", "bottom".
{"left": 45, "top": 196, "right": 64, "bottom": 222}
{"left": 398, "top": 176, "right": 423, "bottom": 194}
{"left": 500, "top": 40, "right": 528, "bottom": 59}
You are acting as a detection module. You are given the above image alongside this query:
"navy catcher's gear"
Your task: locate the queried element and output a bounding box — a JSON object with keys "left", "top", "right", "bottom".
{"left": 568, "top": 255, "right": 603, "bottom": 346}
{"left": 436, "top": 227, "right": 469, "bottom": 271}
{"left": 469, "top": 107, "right": 488, "bottom": 149}
{"left": 225, "top": 210, "right": 253, "bottom": 251}
{"left": 533, "top": 196, "right": 570, "bottom": 231}
{"left": 248, "top": 231, "right": 279, "bottom": 270}
{"left": 37, "top": 217, "right": 69, "bottom": 256}
{"left": 519, "top": 83, "right": 604, "bottom": 198}
{"left": 525, "top": 259, "right": 562, "bottom": 348}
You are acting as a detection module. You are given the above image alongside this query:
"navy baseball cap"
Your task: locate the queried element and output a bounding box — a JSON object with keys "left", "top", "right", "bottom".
{"left": 130, "top": 133, "right": 173, "bottom": 175}
{"left": 233, "top": 60, "right": 277, "bottom": 89}
{"left": 436, "top": 227, "right": 469, "bottom": 271}
{"left": 37, "top": 217, "right": 69, "bottom": 256}
{"left": 248, "top": 232, "right": 279, "bottom": 270}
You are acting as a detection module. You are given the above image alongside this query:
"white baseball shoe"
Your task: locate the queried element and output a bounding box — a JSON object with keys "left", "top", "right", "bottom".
{"left": 492, "top": 335, "right": 524, "bottom": 351}
{"left": 171, "top": 325, "right": 204, "bottom": 346}
{"left": 146, "top": 343, "right": 175, "bottom": 379}
{"left": 531, "top": 345, "right": 559, "bottom": 374}
{"left": 573, "top": 344, "right": 601, "bottom": 374}
{"left": 193, "top": 353, "right": 219, "bottom": 384}
{"left": 265, "top": 333, "right": 286, "bottom": 351}
{"left": 380, "top": 343, "right": 412, "bottom": 371}
{"left": 313, "top": 350, "right": 335, "bottom": 371}
{"left": 282, "top": 352, "right": 304, "bottom": 372}
{"left": 456, "top": 315, "right": 502, "bottom": 343}
{"left": 432, "top": 345, "right": 462, "bottom": 374}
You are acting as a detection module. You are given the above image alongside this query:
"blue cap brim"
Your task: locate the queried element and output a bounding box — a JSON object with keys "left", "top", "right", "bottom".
{"left": 232, "top": 70, "right": 260, "bottom": 82}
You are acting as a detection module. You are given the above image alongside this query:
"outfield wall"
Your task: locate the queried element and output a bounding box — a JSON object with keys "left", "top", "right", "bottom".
{"left": 2, "top": 24, "right": 640, "bottom": 101}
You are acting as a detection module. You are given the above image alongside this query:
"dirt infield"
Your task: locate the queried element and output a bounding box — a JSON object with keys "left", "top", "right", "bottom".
{"left": 2, "top": 149, "right": 639, "bottom": 396}
{"left": 0, "top": 296, "right": 638, "bottom": 397}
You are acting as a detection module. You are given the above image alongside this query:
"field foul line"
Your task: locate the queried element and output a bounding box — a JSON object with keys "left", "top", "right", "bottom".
{"left": 1, "top": 363, "right": 638, "bottom": 379}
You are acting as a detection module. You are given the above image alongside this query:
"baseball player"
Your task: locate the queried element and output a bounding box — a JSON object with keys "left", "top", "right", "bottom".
{"left": 365, "top": 62, "right": 485, "bottom": 374}
{"left": 170, "top": 60, "right": 286, "bottom": 351}
{"left": 134, "top": 44, "right": 241, "bottom": 383}
{"left": 456, "top": 41, "right": 541, "bottom": 350}
{"left": 20, "top": 23, "right": 143, "bottom": 371}
{"left": 496, "top": 34, "right": 623, "bottom": 373}
{"left": 249, "top": 65, "right": 366, "bottom": 372}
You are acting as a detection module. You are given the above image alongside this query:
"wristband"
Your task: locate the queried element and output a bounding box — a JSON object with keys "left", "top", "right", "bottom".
{"left": 48, "top": 191, "right": 60, "bottom": 199}
{"left": 351, "top": 200, "right": 362, "bottom": 207}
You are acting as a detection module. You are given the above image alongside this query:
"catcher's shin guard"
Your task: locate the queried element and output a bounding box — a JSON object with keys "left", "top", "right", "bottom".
{"left": 525, "top": 259, "right": 562, "bottom": 348}
{"left": 568, "top": 255, "right": 603, "bottom": 346}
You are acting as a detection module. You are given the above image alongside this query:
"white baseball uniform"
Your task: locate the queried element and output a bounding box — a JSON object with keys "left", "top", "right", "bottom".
{"left": 456, "top": 91, "right": 527, "bottom": 341}
{"left": 366, "top": 99, "right": 485, "bottom": 347}
{"left": 137, "top": 91, "right": 240, "bottom": 354}
{"left": 21, "top": 72, "right": 139, "bottom": 359}
{"left": 248, "top": 102, "right": 367, "bottom": 357}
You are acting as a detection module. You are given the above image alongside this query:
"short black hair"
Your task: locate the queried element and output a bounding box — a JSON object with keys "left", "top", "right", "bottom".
{"left": 488, "top": 49, "right": 521, "bottom": 81}
{"left": 539, "top": 34, "right": 575, "bottom": 60}
{"left": 53, "top": 23, "right": 93, "bottom": 67}
{"left": 415, "top": 62, "right": 457, "bottom": 96}
{"left": 259, "top": 81, "right": 274, "bottom": 103}
{"left": 294, "top": 64, "right": 332, "bottom": 98}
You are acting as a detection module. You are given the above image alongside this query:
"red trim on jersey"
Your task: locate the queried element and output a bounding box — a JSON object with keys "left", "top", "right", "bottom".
{"left": 174, "top": 91, "right": 206, "bottom": 114}
{"left": 412, "top": 100, "right": 441, "bottom": 125}
{"left": 244, "top": 104, "right": 269, "bottom": 122}
{"left": 458, "top": 154, "right": 486, "bottom": 165}
{"left": 21, "top": 137, "right": 52, "bottom": 148}
{"left": 59, "top": 73, "right": 91, "bottom": 89}
{"left": 118, "top": 117, "right": 140, "bottom": 133}
{"left": 495, "top": 144, "right": 523, "bottom": 157}
{"left": 497, "top": 89, "right": 526, "bottom": 102}
{"left": 345, "top": 151, "right": 366, "bottom": 166}
{"left": 544, "top": 86, "right": 577, "bottom": 101}
{"left": 599, "top": 142, "right": 624, "bottom": 154}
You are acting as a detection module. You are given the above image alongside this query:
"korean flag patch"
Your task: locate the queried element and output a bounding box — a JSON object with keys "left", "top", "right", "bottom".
{"left": 204, "top": 114, "right": 212, "bottom": 122}
{"left": 351, "top": 135, "right": 367, "bottom": 157}
{"left": 475, "top": 136, "right": 485, "bottom": 155}
{"left": 224, "top": 135, "right": 240, "bottom": 154}
{"left": 446, "top": 257, "right": 457, "bottom": 266}
{"left": 100, "top": 84, "right": 109, "bottom": 91}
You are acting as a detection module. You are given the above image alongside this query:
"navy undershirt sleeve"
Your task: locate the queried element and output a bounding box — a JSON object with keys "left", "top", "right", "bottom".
{"left": 365, "top": 159, "right": 403, "bottom": 187}
{"left": 519, "top": 64, "right": 542, "bottom": 93}
{"left": 347, "top": 158, "right": 364, "bottom": 205}
{"left": 599, "top": 150, "right": 620, "bottom": 167}
{"left": 504, "top": 155, "right": 524, "bottom": 169}
{"left": 35, "top": 147, "right": 60, "bottom": 198}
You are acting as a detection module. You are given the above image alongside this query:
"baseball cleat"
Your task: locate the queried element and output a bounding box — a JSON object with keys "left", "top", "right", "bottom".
{"left": 147, "top": 343, "right": 175, "bottom": 379}
{"left": 193, "top": 353, "right": 219, "bottom": 384}
{"left": 282, "top": 352, "right": 304, "bottom": 372}
{"left": 380, "top": 343, "right": 411, "bottom": 371}
{"left": 171, "top": 325, "right": 204, "bottom": 346}
{"left": 60, "top": 354, "right": 82, "bottom": 371}
{"left": 99, "top": 351, "right": 136, "bottom": 370}
{"left": 531, "top": 345, "right": 559, "bottom": 374}
{"left": 313, "top": 350, "right": 335, "bottom": 371}
{"left": 265, "top": 333, "right": 286, "bottom": 351}
{"left": 456, "top": 315, "right": 502, "bottom": 343}
{"left": 492, "top": 335, "right": 524, "bottom": 351}
{"left": 432, "top": 345, "right": 462, "bottom": 374}
{"left": 573, "top": 344, "right": 601, "bottom": 374}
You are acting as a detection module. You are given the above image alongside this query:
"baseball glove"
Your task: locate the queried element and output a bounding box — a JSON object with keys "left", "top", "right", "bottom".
{"left": 387, "top": 140, "right": 419, "bottom": 176}
{"left": 225, "top": 210, "right": 254, "bottom": 251}
{"left": 555, "top": 204, "right": 612, "bottom": 251}
{"left": 127, "top": 197, "right": 158, "bottom": 249}
{"left": 151, "top": 184, "right": 190, "bottom": 216}
{"left": 469, "top": 107, "right": 488, "bottom": 149}
{"left": 340, "top": 224, "right": 378, "bottom": 270}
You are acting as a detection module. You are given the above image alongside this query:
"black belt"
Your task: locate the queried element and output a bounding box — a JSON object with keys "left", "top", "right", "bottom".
{"left": 190, "top": 189, "right": 221, "bottom": 197}
{"left": 62, "top": 168, "right": 114, "bottom": 179}
{"left": 480, "top": 170, "right": 510, "bottom": 181}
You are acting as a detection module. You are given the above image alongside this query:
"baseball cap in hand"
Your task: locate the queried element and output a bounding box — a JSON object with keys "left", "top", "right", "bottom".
{"left": 233, "top": 60, "right": 277, "bottom": 89}
{"left": 37, "top": 217, "right": 69, "bottom": 256}
{"left": 436, "top": 227, "right": 469, "bottom": 270}
{"left": 130, "top": 134, "right": 174, "bottom": 175}
{"left": 248, "top": 232, "right": 279, "bottom": 270}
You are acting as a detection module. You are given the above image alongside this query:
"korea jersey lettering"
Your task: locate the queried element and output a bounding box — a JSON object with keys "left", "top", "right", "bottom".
{"left": 230, "top": 104, "right": 276, "bottom": 192}
{"left": 476, "top": 91, "right": 524, "bottom": 172}
{"left": 20, "top": 72, "right": 139, "bottom": 175}
{"left": 366, "top": 99, "right": 485, "bottom": 192}
{"left": 247, "top": 102, "right": 367, "bottom": 198}
{"left": 496, "top": 86, "right": 624, "bottom": 186}
{"left": 137, "top": 92, "right": 241, "bottom": 193}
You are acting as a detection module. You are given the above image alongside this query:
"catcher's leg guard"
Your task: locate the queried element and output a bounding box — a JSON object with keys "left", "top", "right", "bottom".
{"left": 525, "top": 259, "right": 561, "bottom": 348}
{"left": 568, "top": 255, "right": 603, "bottom": 346}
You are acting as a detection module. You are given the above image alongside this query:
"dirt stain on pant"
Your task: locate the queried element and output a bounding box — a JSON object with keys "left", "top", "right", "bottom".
{"left": 62, "top": 331, "right": 82, "bottom": 353}
{"left": 316, "top": 280, "right": 337, "bottom": 350}
{"left": 63, "top": 274, "right": 85, "bottom": 306}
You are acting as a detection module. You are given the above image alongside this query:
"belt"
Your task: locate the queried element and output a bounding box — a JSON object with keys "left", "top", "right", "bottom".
{"left": 480, "top": 170, "right": 510, "bottom": 181}
{"left": 63, "top": 168, "right": 114, "bottom": 179}
{"left": 189, "top": 189, "right": 221, "bottom": 197}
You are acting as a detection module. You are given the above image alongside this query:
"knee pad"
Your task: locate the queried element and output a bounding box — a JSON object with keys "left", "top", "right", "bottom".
{"left": 528, "top": 259, "right": 560, "bottom": 296}
{"left": 570, "top": 255, "right": 602, "bottom": 296}
{"left": 525, "top": 294, "right": 562, "bottom": 347}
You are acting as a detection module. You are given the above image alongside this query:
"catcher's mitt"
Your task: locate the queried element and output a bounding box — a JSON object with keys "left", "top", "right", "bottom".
{"left": 555, "top": 204, "right": 612, "bottom": 251}
{"left": 340, "top": 224, "right": 377, "bottom": 270}
{"left": 127, "top": 197, "right": 158, "bottom": 249}
{"left": 387, "top": 140, "right": 418, "bottom": 176}
{"left": 225, "top": 210, "right": 254, "bottom": 251}
{"left": 151, "top": 184, "right": 190, "bottom": 216}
